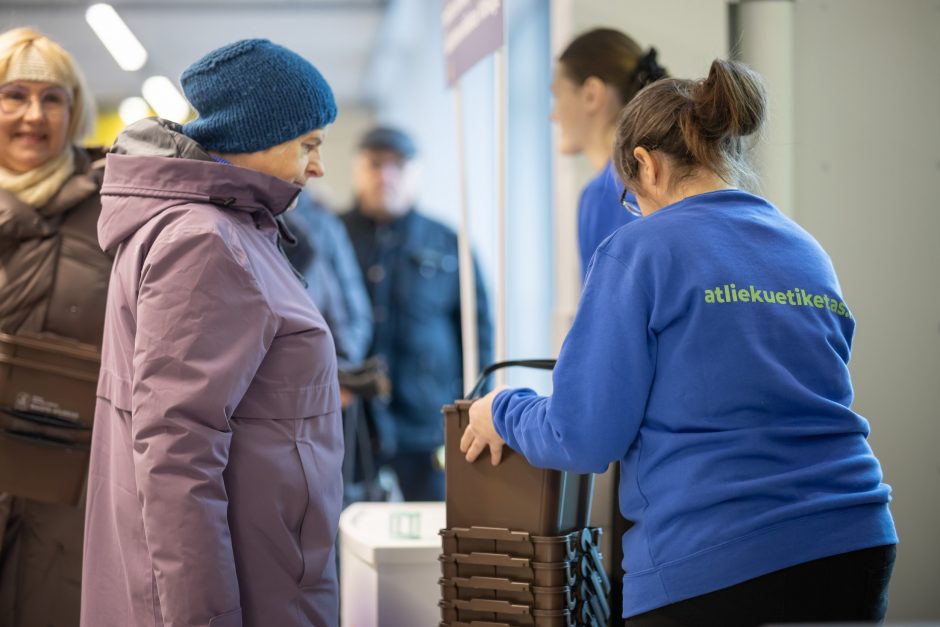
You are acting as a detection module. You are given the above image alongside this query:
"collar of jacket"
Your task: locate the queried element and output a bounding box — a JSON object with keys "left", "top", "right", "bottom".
{"left": 102, "top": 153, "right": 300, "bottom": 215}
{"left": 276, "top": 215, "right": 298, "bottom": 246}
{"left": 98, "top": 153, "right": 301, "bottom": 252}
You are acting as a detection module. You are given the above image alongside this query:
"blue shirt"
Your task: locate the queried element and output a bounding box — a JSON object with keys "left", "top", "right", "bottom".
{"left": 577, "top": 160, "right": 639, "bottom": 281}
{"left": 493, "top": 189, "right": 897, "bottom": 617}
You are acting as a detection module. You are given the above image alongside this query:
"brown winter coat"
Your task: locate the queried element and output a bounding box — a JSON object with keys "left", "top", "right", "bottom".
{"left": 0, "top": 146, "right": 109, "bottom": 627}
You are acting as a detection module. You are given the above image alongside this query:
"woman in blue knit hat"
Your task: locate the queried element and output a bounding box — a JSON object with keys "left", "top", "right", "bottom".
{"left": 81, "top": 39, "right": 343, "bottom": 627}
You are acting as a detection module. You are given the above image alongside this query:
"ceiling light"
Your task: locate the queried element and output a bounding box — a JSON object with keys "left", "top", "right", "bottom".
{"left": 142, "top": 76, "right": 190, "bottom": 123}
{"left": 85, "top": 3, "right": 148, "bottom": 72}
{"left": 118, "top": 96, "right": 150, "bottom": 125}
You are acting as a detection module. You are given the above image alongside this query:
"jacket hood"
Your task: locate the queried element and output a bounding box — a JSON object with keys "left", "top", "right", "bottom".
{"left": 99, "top": 117, "right": 302, "bottom": 252}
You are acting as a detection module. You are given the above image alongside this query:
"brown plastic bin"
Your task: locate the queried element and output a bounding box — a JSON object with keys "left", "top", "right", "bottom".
{"left": 0, "top": 410, "right": 90, "bottom": 505}
{"left": 444, "top": 399, "right": 594, "bottom": 535}
{"left": 440, "top": 576, "right": 575, "bottom": 611}
{"left": 439, "top": 553, "right": 576, "bottom": 588}
{"left": 440, "top": 599, "right": 575, "bottom": 627}
{"left": 0, "top": 332, "right": 100, "bottom": 427}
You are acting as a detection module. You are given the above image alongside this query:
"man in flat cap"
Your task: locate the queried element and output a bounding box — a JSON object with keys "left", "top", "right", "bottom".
{"left": 342, "top": 126, "right": 492, "bottom": 501}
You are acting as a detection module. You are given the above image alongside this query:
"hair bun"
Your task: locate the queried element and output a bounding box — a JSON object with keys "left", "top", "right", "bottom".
{"left": 690, "top": 59, "right": 766, "bottom": 140}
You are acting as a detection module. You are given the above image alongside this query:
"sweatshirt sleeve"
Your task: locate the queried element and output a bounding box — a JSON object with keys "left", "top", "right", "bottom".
{"left": 131, "top": 227, "right": 277, "bottom": 626}
{"left": 493, "top": 249, "right": 655, "bottom": 474}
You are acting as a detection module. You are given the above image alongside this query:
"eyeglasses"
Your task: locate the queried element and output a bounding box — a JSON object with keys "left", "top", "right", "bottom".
{"left": 0, "top": 85, "right": 71, "bottom": 117}
{"left": 620, "top": 188, "right": 643, "bottom": 217}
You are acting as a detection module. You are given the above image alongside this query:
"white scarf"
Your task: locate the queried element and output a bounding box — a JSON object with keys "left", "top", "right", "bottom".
{"left": 0, "top": 148, "right": 75, "bottom": 208}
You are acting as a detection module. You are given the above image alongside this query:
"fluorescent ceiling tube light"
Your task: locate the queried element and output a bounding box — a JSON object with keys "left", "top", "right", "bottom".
{"left": 142, "top": 76, "right": 190, "bottom": 123}
{"left": 85, "top": 3, "right": 147, "bottom": 72}
{"left": 118, "top": 96, "right": 150, "bottom": 125}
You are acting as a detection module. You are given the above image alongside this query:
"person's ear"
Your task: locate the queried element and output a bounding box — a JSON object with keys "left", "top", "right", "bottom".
{"left": 581, "top": 76, "right": 609, "bottom": 114}
{"left": 633, "top": 146, "right": 658, "bottom": 189}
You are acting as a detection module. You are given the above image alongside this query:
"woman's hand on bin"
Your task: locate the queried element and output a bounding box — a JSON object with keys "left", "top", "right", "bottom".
{"left": 461, "top": 386, "right": 509, "bottom": 465}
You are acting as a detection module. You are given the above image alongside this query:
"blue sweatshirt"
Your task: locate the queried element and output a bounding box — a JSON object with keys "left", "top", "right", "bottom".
{"left": 493, "top": 189, "right": 897, "bottom": 617}
{"left": 577, "top": 160, "right": 639, "bottom": 281}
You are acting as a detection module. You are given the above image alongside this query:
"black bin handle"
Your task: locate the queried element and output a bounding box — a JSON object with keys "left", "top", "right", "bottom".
{"left": 465, "top": 359, "right": 556, "bottom": 400}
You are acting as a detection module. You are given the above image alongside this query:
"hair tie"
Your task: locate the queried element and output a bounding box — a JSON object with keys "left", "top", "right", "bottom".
{"left": 632, "top": 48, "right": 667, "bottom": 90}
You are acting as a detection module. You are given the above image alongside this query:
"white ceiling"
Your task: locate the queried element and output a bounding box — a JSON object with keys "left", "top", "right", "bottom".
{"left": 0, "top": 0, "right": 389, "bottom": 107}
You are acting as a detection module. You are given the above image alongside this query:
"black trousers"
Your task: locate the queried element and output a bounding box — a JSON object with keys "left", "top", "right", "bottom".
{"left": 624, "top": 544, "right": 896, "bottom": 627}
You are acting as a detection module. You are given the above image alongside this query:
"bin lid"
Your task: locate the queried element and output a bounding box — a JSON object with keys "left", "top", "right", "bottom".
{"left": 339, "top": 501, "right": 445, "bottom": 567}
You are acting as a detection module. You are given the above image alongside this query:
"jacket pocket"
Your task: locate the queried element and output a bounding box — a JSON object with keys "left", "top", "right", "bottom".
{"left": 294, "top": 414, "right": 343, "bottom": 588}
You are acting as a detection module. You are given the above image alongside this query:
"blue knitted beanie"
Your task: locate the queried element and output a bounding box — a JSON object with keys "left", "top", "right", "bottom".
{"left": 180, "top": 39, "right": 337, "bottom": 153}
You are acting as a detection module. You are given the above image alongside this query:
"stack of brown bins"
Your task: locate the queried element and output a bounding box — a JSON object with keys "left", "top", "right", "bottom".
{"left": 441, "top": 389, "right": 612, "bottom": 627}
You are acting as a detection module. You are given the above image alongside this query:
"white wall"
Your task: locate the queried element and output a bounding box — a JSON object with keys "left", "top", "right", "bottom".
{"left": 792, "top": 0, "right": 940, "bottom": 619}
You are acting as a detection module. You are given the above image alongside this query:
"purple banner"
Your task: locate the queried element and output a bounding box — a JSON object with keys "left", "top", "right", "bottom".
{"left": 442, "top": 0, "right": 504, "bottom": 86}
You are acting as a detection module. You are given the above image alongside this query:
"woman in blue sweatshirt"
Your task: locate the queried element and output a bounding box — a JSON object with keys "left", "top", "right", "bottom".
{"left": 552, "top": 28, "right": 667, "bottom": 280}
{"left": 462, "top": 59, "right": 897, "bottom": 626}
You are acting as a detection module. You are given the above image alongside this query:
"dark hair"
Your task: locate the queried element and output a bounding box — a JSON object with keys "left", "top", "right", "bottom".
{"left": 559, "top": 28, "right": 667, "bottom": 105}
{"left": 613, "top": 59, "right": 767, "bottom": 191}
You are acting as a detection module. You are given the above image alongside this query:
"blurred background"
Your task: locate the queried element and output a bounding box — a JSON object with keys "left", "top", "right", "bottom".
{"left": 1, "top": 0, "right": 937, "bottom": 620}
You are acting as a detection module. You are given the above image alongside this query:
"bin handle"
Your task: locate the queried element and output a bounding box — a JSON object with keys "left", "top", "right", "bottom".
{"left": 453, "top": 598, "right": 531, "bottom": 615}
{"left": 452, "top": 526, "right": 530, "bottom": 542}
{"left": 453, "top": 551, "right": 530, "bottom": 568}
{"left": 465, "top": 359, "right": 556, "bottom": 400}
{"left": 454, "top": 575, "right": 530, "bottom": 593}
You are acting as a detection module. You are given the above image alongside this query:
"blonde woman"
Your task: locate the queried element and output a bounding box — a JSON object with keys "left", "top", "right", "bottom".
{"left": 0, "top": 27, "right": 108, "bottom": 627}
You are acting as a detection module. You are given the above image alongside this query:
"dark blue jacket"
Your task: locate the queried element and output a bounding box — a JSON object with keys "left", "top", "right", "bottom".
{"left": 342, "top": 207, "right": 493, "bottom": 453}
